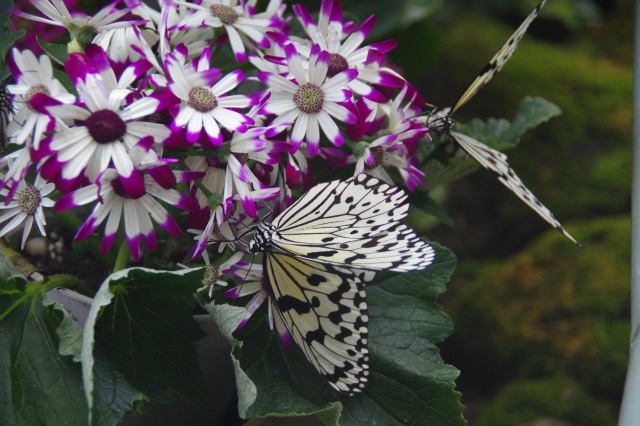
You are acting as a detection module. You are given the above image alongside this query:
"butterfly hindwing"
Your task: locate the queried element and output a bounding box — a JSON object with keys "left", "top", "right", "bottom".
{"left": 451, "top": 0, "right": 547, "bottom": 113}
{"left": 450, "top": 131, "right": 578, "bottom": 244}
{"left": 268, "top": 174, "right": 436, "bottom": 272}
{"left": 265, "top": 251, "right": 374, "bottom": 395}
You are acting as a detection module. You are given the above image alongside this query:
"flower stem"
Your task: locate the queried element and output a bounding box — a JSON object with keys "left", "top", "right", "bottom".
{"left": 114, "top": 242, "right": 130, "bottom": 272}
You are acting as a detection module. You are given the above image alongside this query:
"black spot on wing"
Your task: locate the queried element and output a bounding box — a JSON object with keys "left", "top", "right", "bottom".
{"left": 306, "top": 249, "right": 339, "bottom": 259}
{"left": 277, "top": 295, "right": 311, "bottom": 314}
{"left": 307, "top": 273, "right": 327, "bottom": 286}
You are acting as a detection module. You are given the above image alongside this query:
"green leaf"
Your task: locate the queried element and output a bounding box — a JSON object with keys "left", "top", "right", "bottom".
{"left": 37, "top": 37, "right": 69, "bottom": 66}
{"left": 201, "top": 301, "right": 258, "bottom": 416}
{"left": 55, "top": 295, "right": 84, "bottom": 362}
{"left": 0, "top": 0, "right": 24, "bottom": 81}
{"left": 229, "top": 244, "right": 464, "bottom": 425}
{"left": 0, "top": 280, "right": 88, "bottom": 426}
{"left": 421, "top": 153, "right": 480, "bottom": 191}
{"left": 0, "top": 245, "right": 25, "bottom": 282}
{"left": 455, "top": 96, "right": 562, "bottom": 149}
{"left": 81, "top": 267, "right": 206, "bottom": 425}
{"left": 235, "top": 324, "right": 342, "bottom": 420}
{"left": 409, "top": 191, "right": 454, "bottom": 227}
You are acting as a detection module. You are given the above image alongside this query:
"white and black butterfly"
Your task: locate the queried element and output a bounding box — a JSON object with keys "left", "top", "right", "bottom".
{"left": 424, "top": 0, "right": 578, "bottom": 245}
{"left": 0, "top": 81, "right": 13, "bottom": 149}
{"left": 249, "top": 173, "right": 435, "bottom": 394}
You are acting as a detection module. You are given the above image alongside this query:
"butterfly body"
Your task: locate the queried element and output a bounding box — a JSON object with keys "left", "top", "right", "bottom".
{"left": 248, "top": 174, "right": 435, "bottom": 394}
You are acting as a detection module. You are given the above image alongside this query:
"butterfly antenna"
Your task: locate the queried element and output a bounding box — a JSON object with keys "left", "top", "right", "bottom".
{"left": 212, "top": 225, "right": 256, "bottom": 244}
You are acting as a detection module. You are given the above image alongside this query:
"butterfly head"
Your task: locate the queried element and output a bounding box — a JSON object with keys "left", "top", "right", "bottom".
{"left": 423, "top": 107, "right": 453, "bottom": 134}
{"left": 249, "top": 222, "right": 275, "bottom": 254}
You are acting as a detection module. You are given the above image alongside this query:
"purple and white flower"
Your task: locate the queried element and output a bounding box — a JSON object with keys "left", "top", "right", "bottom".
{"left": 6, "top": 49, "right": 75, "bottom": 148}
{"left": 293, "top": 0, "right": 405, "bottom": 102}
{"left": 40, "top": 46, "right": 172, "bottom": 193}
{"left": 176, "top": 0, "right": 284, "bottom": 62}
{"left": 166, "top": 48, "right": 256, "bottom": 145}
{"left": 0, "top": 174, "right": 55, "bottom": 249}
{"left": 197, "top": 250, "right": 245, "bottom": 297}
{"left": 11, "top": 0, "right": 146, "bottom": 40}
{"left": 55, "top": 162, "right": 200, "bottom": 261}
{"left": 258, "top": 43, "right": 358, "bottom": 156}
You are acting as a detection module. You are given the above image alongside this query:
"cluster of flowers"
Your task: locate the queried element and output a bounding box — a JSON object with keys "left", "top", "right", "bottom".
{"left": 1, "top": 0, "right": 431, "bottom": 332}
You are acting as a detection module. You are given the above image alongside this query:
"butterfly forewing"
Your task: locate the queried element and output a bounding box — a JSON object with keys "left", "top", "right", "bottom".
{"left": 265, "top": 252, "right": 373, "bottom": 395}
{"left": 272, "top": 173, "right": 409, "bottom": 243}
{"left": 450, "top": 131, "right": 578, "bottom": 245}
{"left": 268, "top": 174, "right": 435, "bottom": 272}
{"left": 450, "top": 0, "right": 547, "bottom": 113}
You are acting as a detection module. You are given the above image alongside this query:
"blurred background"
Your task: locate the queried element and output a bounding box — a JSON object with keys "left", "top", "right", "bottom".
{"left": 9, "top": 0, "right": 633, "bottom": 423}
{"left": 358, "top": 0, "right": 632, "bottom": 423}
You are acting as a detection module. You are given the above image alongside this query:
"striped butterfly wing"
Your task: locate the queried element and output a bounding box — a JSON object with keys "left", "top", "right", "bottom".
{"left": 450, "top": 131, "right": 579, "bottom": 244}
{"left": 268, "top": 173, "right": 435, "bottom": 272}
{"left": 265, "top": 251, "right": 374, "bottom": 394}
{"left": 426, "top": 1, "right": 578, "bottom": 244}
{"left": 0, "top": 82, "right": 13, "bottom": 148}
{"left": 450, "top": 0, "right": 547, "bottom": 113}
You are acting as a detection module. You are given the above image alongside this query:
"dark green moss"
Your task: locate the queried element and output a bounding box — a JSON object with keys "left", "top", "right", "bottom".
{"left": 475, "top": 376, "right": 617, "bottom": 426}
{"left": 444, "top": 216, "right": 630, "bottom": 401}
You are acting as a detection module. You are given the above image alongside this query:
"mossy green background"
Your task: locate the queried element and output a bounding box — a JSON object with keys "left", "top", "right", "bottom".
{"left": 386, "top": 0, "right": 632, "bottom": 423}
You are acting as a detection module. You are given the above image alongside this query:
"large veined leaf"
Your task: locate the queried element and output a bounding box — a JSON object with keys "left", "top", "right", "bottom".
{"left": 81, "top": 267, "right": 206, "bottom": 425}
{"left": 0, "top": 279, "right": 88, "bottom": 426}
{"left": 221, "top": 243, "right": 464, "bottom": 425}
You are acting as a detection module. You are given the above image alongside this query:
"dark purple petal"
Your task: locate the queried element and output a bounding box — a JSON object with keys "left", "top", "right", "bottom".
{"left": 146, "top": 163, "right": 173, "bottom": 186}
{"left": 121, "top": 169, "right": 146, "bottom": 198}
{"left": 65, "top": 52, "right": 96, "bottom": 86}
{"left": 174, "top": 193, "right": 200, "bottom": 211}
{"left": 328, "top": 0, "right": 342, "bottom": 25}
{"left": 30, "top": 93, "right": 63, "bottom": 115}
{"left": 84, "top": 44, "right": 110, "bottom": 74}
{"left": 377, "top": 69, "right": 406, "bottom": 88}
{"left": 160, "top": 214, "right": 182, "bottom": 236}
{"left": 356, "top": 15, "right": 376, "bottom": 41}
{"left": 100, "top": 231, "right": 117, "bottom": 255}
{"left": 285, "top": 160, "right": 301, "bottom": 188}
{"left": 316, "top": 49, "right": 331, "bottom": 68}
{"left": 127, "top": 58, "right": 154, "bottom": 80}
{"left": 309, "top": 43, "right": 322, "bottom": 61}
{"left": 341, "top": 68, "right": 359, "bottom": 83}
{"left": 199, "top": 68, "right": 223, "bottom": 86}
{"left": 284, "top": 43, "right": 300, "bottom": 62}
{"left": 76, "top": 216, "right": 99, "bottom": 241}
{"left": 176, "top": 170, "right": 205, "bottom": 183}
{"left": 54, "top": 192, "right": 78, "bottom": 212}
{"left": 292, "top": 3, "right": 315, "bottom": 27}
{"left": 175, "top": 43, "right": 189, "bottom": 59}
{"left": 127, "top": 234, "right": 142, "bottom": 260}
{"left": 369, "top": 39, "right": 398, "bottom": 54}
{"left": 360, "top": 86, "right": 386, "bottom": 103}
{"left": 142, "top": 228, "right": 157, "bottom": 252}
